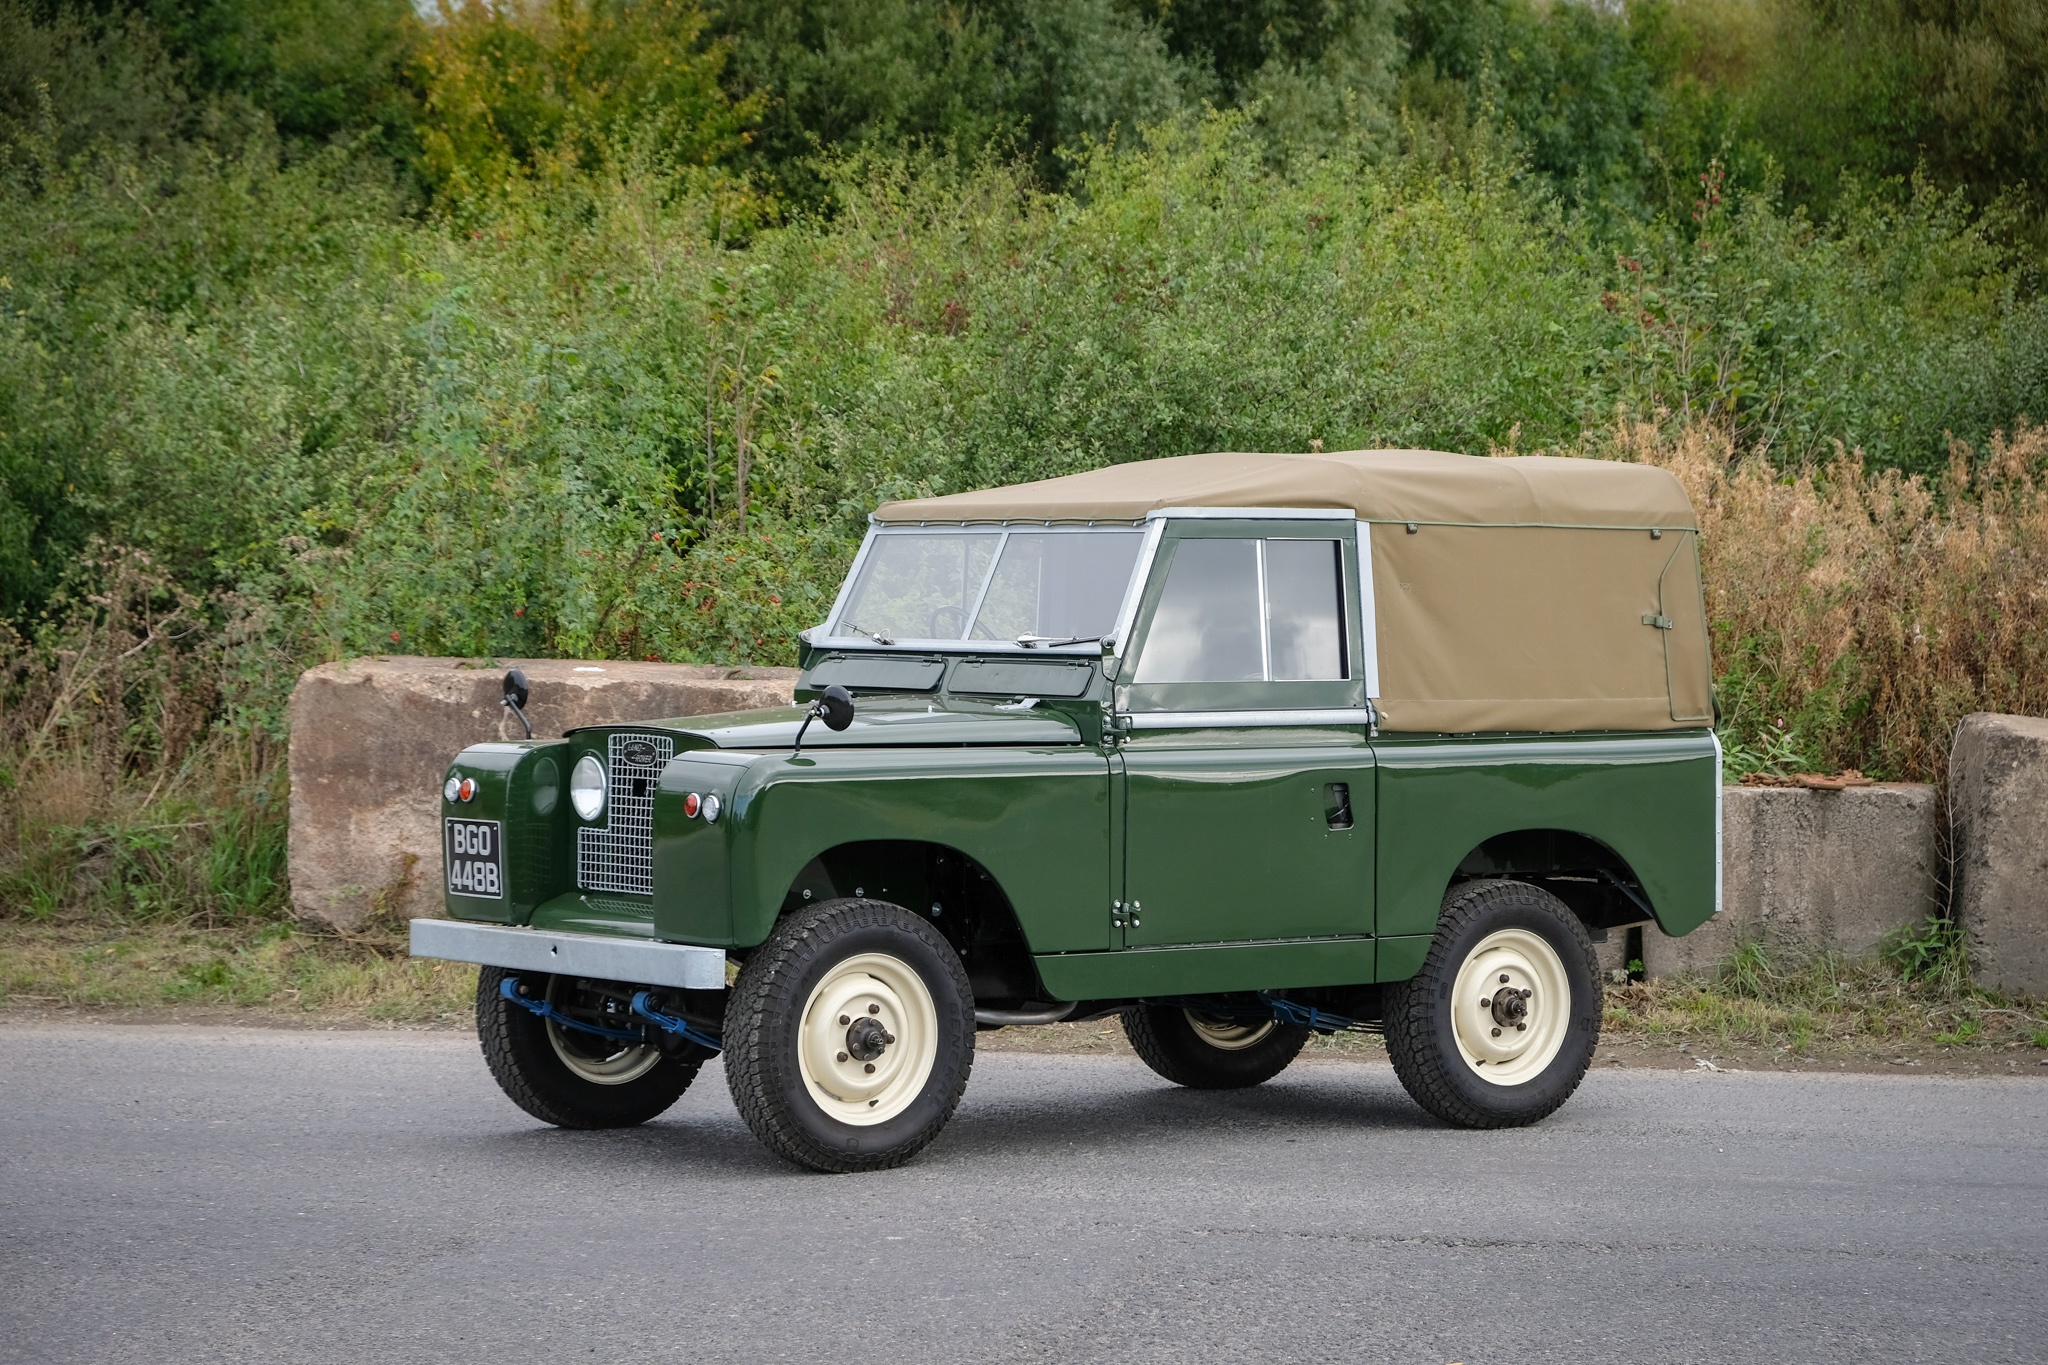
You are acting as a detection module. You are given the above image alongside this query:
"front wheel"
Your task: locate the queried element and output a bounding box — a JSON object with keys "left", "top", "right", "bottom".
{"left": 1383, "top": 880, "right": 1600, "bottom": 1128}
{"left": 724, "top": 899, "right": 976, "bottom": 1173}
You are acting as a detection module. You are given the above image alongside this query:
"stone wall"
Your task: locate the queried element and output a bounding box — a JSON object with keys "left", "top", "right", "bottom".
{"left": 287, "top": 657, "right": 798, "bottom": 928}
{"left": 1951, "top": 713, "right": 2048, "bottom": 998}
{"left": 1643, "top": 783, "right": 1942, "bottom": 979}
{"left": 285, "top": 665, "right": 2044, "bottom": 995}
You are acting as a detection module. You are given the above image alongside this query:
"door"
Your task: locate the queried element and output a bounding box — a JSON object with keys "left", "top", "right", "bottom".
{"left": 1116, "top": 521, "right": 1377, "bottom": 947}
{"left": 1123, "top": 738, "right": 1376, "bottom": 945}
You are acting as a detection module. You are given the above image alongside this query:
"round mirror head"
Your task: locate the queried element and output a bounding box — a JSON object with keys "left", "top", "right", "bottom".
{"left": 819, "top": 684, "right": 856, "bottom": 732}
{"left": 503, "top": 668, "right": 530, "bottom": 708}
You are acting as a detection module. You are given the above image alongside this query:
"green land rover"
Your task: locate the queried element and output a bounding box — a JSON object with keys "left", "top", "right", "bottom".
{"left": 411, "top": 448, "right": 1720, "bottom": 1172}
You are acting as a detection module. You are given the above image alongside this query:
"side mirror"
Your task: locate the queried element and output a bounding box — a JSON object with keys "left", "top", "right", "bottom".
{"left": 818, "top": 684, "right": 855, "bottom": 732}
{"left": 792, "top": 684, "right": 855, "bottom": 760}
{"left": 502, "top": 668, "right": 533, "bottom": 739}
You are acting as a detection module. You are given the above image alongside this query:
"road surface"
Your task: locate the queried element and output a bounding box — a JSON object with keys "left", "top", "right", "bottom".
{"left": 2, "top": 1022, "right": 2043, "bottom": 1363}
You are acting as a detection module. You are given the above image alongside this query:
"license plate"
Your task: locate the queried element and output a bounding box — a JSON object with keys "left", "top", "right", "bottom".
{"left": 445, "top": 818, "right": 504, "bottom": 899}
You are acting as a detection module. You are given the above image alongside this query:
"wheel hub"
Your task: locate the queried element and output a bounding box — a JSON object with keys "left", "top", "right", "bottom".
{"left": 845, "top": 1015, "right": 895, "bottom": 1062}
{"left": 1489, "top": 986, "right": 1531, "bottom": 1028}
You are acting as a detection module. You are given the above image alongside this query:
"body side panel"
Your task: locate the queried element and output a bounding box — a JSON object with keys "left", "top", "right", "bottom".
{"left": 1373, "top": 730, "right": 1719, "bottom": 941}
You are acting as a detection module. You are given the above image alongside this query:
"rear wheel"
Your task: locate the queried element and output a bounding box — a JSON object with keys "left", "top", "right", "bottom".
{"left": 1122, "top": 1004, "right": 1310, "bottom": 1089}
{"left": 1383, "top": 880, "right": 1600, "bottom": 1128}
{"left": 724, "top": 899, "right": 975, "bottom": 1173}
{"left": 476, "top": 967, "right": 699, "bottom": 1129}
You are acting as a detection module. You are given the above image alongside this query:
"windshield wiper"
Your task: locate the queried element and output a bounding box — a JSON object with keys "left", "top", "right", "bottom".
{"left": 1015, "top": 634, "right": 1104, "bottom": 649}
{"left": 841, "top": 621, "right": 896, "bottom": 646}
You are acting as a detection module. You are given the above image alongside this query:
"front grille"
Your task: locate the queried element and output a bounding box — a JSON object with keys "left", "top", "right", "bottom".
{"left": 575, "top": 732, "right": 672, "bottom": 895}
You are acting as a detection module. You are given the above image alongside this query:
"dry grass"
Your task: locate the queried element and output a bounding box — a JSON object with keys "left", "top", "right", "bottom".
{"left": 1603, "top": 961, "right": 2047, "bottom": 1056}
{"left": 0, "top": 918, "right": 478, "bottom": 1025}
{"left": 1596, "top": 418, "right": 2048, "bottom": 783}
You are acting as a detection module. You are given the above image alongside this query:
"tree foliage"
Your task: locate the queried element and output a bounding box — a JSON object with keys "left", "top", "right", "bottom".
{"left": 0, "top": 0, "right": 2044, "bottom": 726}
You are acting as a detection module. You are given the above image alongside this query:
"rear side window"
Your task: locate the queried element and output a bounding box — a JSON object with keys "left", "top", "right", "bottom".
{"left": 1134, "top": 538, "right": 1347, "bottom": 684}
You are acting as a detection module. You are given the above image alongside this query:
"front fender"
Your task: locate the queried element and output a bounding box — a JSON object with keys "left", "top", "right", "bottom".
{"left": 652, "top": 746, "right": 1112, "bottom": 952}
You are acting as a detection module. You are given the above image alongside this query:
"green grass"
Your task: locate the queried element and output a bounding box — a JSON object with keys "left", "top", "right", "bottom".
{"left": 0, "top": 917, "right": 477, "bottom": 1025}
{"left": 1599, "top": 944, "right": 2047, "bottom": 1061}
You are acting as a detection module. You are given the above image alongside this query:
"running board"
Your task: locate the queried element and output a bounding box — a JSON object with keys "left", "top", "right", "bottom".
{"left": 409, "top": 918, "right": 727, "bottom": 991}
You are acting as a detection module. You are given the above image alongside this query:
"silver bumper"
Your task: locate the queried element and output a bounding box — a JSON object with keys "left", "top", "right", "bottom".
{"left": 409, "top": 918, "right": 727, "bottom": 991}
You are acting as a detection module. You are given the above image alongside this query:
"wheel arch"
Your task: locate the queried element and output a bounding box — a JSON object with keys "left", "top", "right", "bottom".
{"left": 1443, "top": 827, "right": 1660, "bottom": 935}
{"left": 773, "top": 839, "right": 1049, "bottom": 1008}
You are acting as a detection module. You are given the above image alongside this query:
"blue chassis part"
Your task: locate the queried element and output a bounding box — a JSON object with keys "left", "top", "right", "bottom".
{"left": 499, "top": 976, "right": 723, "bottom": 1053}
{"left": 1147, "top": 992, "right": 1380, "bottom": 1036}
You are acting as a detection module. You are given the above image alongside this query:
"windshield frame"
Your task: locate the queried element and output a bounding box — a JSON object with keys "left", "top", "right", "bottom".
{"left": 817, "top": 519, "right": 1163, "bottom": 655}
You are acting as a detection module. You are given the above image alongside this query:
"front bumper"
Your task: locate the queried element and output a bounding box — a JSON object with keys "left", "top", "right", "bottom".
{"left": 409, "top": 918, "right": 727, "bottom": 991}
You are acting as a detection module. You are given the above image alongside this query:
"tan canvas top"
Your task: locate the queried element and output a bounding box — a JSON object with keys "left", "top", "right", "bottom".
{"left": 874, "top": 449, "right": 1697, "bottom": 530}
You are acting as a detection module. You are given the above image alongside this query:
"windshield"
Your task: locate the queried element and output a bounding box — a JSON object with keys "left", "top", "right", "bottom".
{"left": 832, "top": 528, "right": 1146, "bottom": 645}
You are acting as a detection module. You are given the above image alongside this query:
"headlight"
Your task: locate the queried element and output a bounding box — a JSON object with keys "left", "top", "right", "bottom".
{"left": 570, "top": 753, "right": 607, "bottom": 821}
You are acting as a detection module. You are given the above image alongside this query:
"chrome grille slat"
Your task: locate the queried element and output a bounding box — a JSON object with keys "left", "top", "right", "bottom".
{"left": 575, "top": 732, "right": 671, "bottom": 895}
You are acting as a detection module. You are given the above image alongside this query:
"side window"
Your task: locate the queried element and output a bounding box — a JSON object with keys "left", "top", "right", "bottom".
{"left": 1265, "top": 539, "right": 1346, "bottom": 681}
{"left": 1133, "top": 537, "right": 1348, "bottom": 684}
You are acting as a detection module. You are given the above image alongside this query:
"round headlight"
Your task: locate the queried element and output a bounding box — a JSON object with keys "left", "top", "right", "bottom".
{"left": 570, "top": 753, "right": 607, "bottom": 821}
{"left": 443, "top": 776, "right": 461, "bottom": 804}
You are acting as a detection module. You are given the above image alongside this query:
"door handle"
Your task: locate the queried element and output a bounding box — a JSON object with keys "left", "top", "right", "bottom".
{"left": 1324, "top": 782, "right": 1353, "bottom": 830}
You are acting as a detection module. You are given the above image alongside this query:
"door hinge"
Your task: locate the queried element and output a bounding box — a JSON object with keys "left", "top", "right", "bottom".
{"left": 1112, "top": 899, "right": 1142, "bottom": 928}
{"left": 1641, "top": 613, "right": 1673, "bottom": 630}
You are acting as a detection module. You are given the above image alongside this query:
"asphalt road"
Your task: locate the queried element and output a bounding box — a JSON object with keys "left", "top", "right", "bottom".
{"left": 2, "top": 1023, "right": 2044, "bottom": 1365}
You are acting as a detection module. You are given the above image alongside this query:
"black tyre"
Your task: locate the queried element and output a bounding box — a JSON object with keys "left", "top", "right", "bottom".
{"left": 476, "top": 967, "right": 700, "bottom": 1129}
{"left": 1383, "top": 880, "right": 1601, "bottom": 1128}
{"left": 724, "top": 899, "right": 975, "bottom": 1173}
{"left": 1122, "top": 1004, "right": 1310, "bottom": 1090}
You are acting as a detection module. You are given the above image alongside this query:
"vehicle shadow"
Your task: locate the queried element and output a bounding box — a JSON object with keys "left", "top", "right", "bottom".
{"left": 450, "top": 1058, "right": 1435, "bottom": 1180}
{"left": 937, "top": 1067, "right": 1436, "bottom": 1160}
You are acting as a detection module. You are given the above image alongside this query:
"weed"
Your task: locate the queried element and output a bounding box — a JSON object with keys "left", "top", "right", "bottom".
{"left": 1720, "top": 938, "right": 1776, "bottom": 998}
{"left": 1884, "top": 915, "right": 1970, "bottom": 993}
{"left": 1932, "top": 1017, "right": 1981, "bottom": 1046}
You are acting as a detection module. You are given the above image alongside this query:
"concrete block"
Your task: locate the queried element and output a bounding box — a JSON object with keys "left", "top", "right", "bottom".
{"left": 1952, "top": 713, "right": 2048, "bottom": 999}
{"left": 288, "top": 657, "right": 797, "bottom": 928}
{"left": 1643, "top": 783, "right": 1941, "bottom": 979}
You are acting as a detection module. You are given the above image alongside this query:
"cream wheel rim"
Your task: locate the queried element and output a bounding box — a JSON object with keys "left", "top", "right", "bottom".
{"left": 797, "top": 952, "right": 940, "bottom": 1127}
{"left": 1184, "top": 1011, "right": 1276, "bottom": 1051}
{"left": 1450, "top": 927, "right": 1571, "bottom": 1086}
{"left": 545, "top": 979, "right": 663, "bottom": 1086}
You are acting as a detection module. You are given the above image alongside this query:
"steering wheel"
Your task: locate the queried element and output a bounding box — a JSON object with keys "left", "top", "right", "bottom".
{"left": 927, "top": 604, "right": 969, "bottom": 639}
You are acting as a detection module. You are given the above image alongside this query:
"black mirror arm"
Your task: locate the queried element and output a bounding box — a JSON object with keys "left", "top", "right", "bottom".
{"left": 791, "top": 701, "right": 824, "bottom": 760}
{"left": 503, "top": 694, "right": 533, "bottom": 740}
